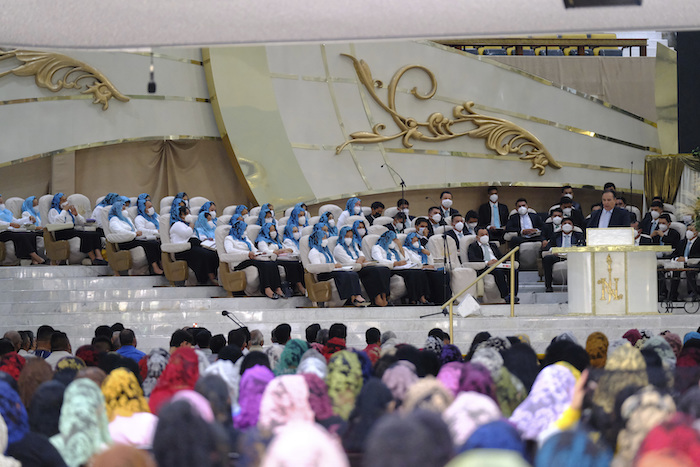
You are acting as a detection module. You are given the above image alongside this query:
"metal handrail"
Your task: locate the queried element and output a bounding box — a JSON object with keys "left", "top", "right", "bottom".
{"left": 441, "top": 246, "right": 519, "bottom": 343}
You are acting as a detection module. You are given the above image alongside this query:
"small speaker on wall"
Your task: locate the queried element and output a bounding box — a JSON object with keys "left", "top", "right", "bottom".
{"left": 564, "top": 0, "right": 641, "bottom": 7}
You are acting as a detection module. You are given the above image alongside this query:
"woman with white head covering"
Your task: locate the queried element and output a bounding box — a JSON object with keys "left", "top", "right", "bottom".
{"left": 224, "top": 219, "right": 285, "bottom": 299}
{"left": 0, "top": 194, "right": 45, "bottom": 264}
{"left": 169, "top": 205, "right": 219, "bottom": 285}
{"left": 48, "top": 192, "right": 106, "bottom": 265}
{"left": 108, "top": 200, "right": 163, "bottom": 275}
{"left": 134, "top": 193, "right": 160, "bottom": 238}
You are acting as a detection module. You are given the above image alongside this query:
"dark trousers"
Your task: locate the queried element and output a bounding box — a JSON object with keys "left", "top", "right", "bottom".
{"left": 660, "top": 266, "right": 700, "bottom": 299}
{"left": 358, "top": 266, "right": 391, "bottom": 299}
{"left": 318, "top": 271, "right": 363, "bottom": 300}
{"left": 235, "top": 259, "right": 282, "bottom": 292}
{"left": 276, "top": 260, "right": 304, "bottom": 286}
{"left": 0, "top": 231, "right": 41, "bottom": 259}
{"left": 479, "top": 267, "right": 511, "bottom": 299}
{"left": 54, "top": 228, "right": 102, "bottom": 253}
{"left": 174, "top": 238, "right": 218, "bottom": 284}
{"left": 117, "top": 239, "right": 161, "bottom": 265}
{"left": 543, "top": 254, "right": 564, "bottom": 288}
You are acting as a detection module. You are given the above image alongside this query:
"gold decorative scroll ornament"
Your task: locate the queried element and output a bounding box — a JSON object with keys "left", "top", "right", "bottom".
{"left": 336, "top": 54, "right": 561, "bottom": 175}
{"left": 0, "top": 50, "right": 129, "bottom": 110}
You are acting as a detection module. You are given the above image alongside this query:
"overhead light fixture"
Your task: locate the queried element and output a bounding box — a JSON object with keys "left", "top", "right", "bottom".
{"left": 564, "top": 0, "right": 641, "bottom": 7}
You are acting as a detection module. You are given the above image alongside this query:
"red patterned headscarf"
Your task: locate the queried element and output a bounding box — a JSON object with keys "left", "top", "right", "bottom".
{"left": 148, "top": 347, "right": 199, "bottom": 415}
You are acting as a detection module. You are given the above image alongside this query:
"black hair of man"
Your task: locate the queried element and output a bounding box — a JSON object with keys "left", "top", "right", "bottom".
{"left": 515, "top": 198, "right": 527, "bottom": 205}
{"left": 487, "top": 186, "right": 498, "bottom": 194}
{"left": 50, "top": 332, "right": 70, "bottom": 352}
{"left": 18, "top": 331, "right": 30, "bottom": 351}
{"left": 414, "top": 217, "right": 429, "bottom": 227}
{"left": 561, "top": 185, "right": 572, "bottom": 192}
{"left": 169, "top": 329, "right": 194, "bottom": 348}
{"left": 110, "top": 323, "right": 125, "bottom": 333}
{"left": 240, "top": 326, "right": 251, "bottom": 344}
{"left": 316, "top": 329, "right": 329, "bottom": 346}
{"left": 603, "top": 182, "right": 616, "bottom": 191}
{"left": 218, "top": 345, "right": 243, "bottom": 363}
{"left": 603, "top": 189, "right": 617, "bottom": 198}
{"left": 36, "top": 325, "right": 54, "bottom": 342}
{"left": 439, "top": 191, "right": 452, "bottom": 199}
{"left": 550, "top": 207, "right": 563, "bottom": 216}
{"left": 659, "top": 213, "right": 672, "bottom": 223}
{"left": 371, "top": 201, "right": 385, "bottom": 210}
{"left": 562, "top": 217, "right": 575, "bottom": 225}
{"left": 559, "top": 197, "right": 573, "bottom": 206}
{"left": 428, "top": 328, "right": 445, "bottom": 340}
{"left": 591, "top": 203, "right": 602, "bottom": 210}
{"left": 239, "top": 351, "right": 271, "bottom": 375}
{"left": 210, "top": 334, "right": 226, "bottom": 354}
{"left": 397, "top": 198, "right": 409, "bottom": 208}
{"left": 305, "top": 324, "right": 321, "bottom": 344}
{"left": 274, "top": 324, "right": 292, "bottom": 345}
{"left": 428, "top": 206, "right": 441, "bottom": 214}
{"left": 652, "top": 196, "right": 664, "bottom": 203}
{"left": 617, "top": 196, "right": 627, "bottom": 204}
{"left": 94, "top": 325, "right": 112, "bottom": 338}
{"left": 393, "top": 212, "right": 407, "bottom": 222}
{"left": 0, "top": 339, "right": 14, "bottom": 356}
{"left": 650, "top": 200, "right": 664, "bottom": 209}
{"left": 195, "top": 329, "right": 212, "bottom": 349}
{"left": 465, "top": 210, "right": 479, "bottom": 221}
{"left": 365, "top": 327, "right": 381, "bottom": 345}
{"left": 228, "top": 328, "right": 246, "bottom": 350}
{"left": 329, "top": 323, "right": 347, "bottom": 340}
{"left": 91, "top": 335, "right": 112, "bottom": 352}
{"left": 119, "top": 329, "right": 136, "bottom": 346}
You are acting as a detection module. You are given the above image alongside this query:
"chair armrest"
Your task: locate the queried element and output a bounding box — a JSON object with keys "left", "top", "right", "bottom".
{"left": 541, "top": 250, "right": 553, "bottom": 258}
{"left": 347, "top": 263, "right": 362, "bottom": 272}
{"left": 688, "top": 259, "right": 700, "bottom": 266}
{"left": 306, "top": 263, "right": 336, "bottom": 274}
{"left": 219, "top": 252, "right": 250, "bottom": 264}
{"left": 463, "top": 261, "right": 487, "bottom": 270}
{"left": 161, "top": 242, "right": 191, "bottom": 254}
{"left": 106, "top": 231, "right": 136, "bottom": 244}
{"left": 503, "top": 232, "right": 517, "bottom": 242}
{"left": 46, "top": 223, "right": 74, "bottom": 232}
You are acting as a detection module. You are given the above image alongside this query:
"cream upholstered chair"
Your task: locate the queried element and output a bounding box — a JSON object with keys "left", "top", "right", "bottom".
{"left": 5, "top": 197, "right": 23, "bottom": 218}
{"left": 361, "top": 206, "right": 371, "bottom": 216}
{"left": 95, "top": 196, "right": 106, "bottom": 208}
{"left": 360, "top": 234, "right": 407, "bottom": 302}
{"left": 502, "top": 207, "right": 540, "bottom": 271}
{"left": 98, "top": 207, "right": 151, "bottom": 275}
{"left": 663, "top": 203, "right": 676, "bottom": 215}
{"left": 372, "top": 216, "right": 393, "bottom": 227}
{"left": 368, "top": 225, "right": 388, "bottom": 236}
{"left": 384, "top": 207, "right": 399, "bottom": 218}
{"left": 308, "top": 216, "right": 320, "bottom": 226}
{"left": 158, "top": 213, "right": 190, "bottom": 285}
{"left": 459, "top": 235, "right": 517, "bottom": 303}
{"left": 318, "top": 204, "right": 342, "bottom": 221}
{"left": 40, "top": 194, "right": 89, "bottom": 265}
{"left": 343, "top": 215, "right": 366, "bottom": 228}
{"left": 248, "top": 206, "right": 261, "bottom": 218}
{"left": 67, "top": 194, "right": 92, "bottom": 218}
{"left": 278, "top": 216, "right": 289, "bottom": 227}
{"left": 244, "top": 216, "right": 258, "bottom": 226}
{"left": 626, "top": 205, "right": 642, "bottom": 222}
{"left": 126, "top": 206, "right": 138, "bottom": 221}
{"left": 214, "top": 223, "right": 248, "bottom": 296}
{"left": 299, "top": 235, "right": 335, "bottom": 307}
{"left": 160, "top": 196, "right": 175, "bottom": 212}
{"left": 223, "top": 205, "right": 237, "bottom": 216}
{"left": 189, "top": 196, "right": 209, "bottom": 215}
{"left": 426, "top": 234, "right": 478, "bottom": 303}
{"left": 246, "top": 225, "right": 262, "bottom": 243}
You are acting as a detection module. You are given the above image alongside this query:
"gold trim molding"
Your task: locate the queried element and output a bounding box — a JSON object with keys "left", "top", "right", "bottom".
{"left": 0, "top": 49, "right": 129, "bottom": 110}
{"left": 335, "top": 54, "right": 560, "bottom": 175}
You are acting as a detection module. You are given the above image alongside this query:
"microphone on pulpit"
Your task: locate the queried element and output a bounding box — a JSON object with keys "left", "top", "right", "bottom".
{"left": 221, "top": 310, "right": 244, "bottom": 328}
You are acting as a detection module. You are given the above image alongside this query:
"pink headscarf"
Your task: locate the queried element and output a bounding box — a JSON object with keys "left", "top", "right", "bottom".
{"left": 261, "top": 421, "right": 349, "bottom": 467}
{"left": 437, "top": 362, "right": 464, "bottom": 397}
{"left": 258, "top": 375, "right": 314, "bottom": 432}
{"left": 381, "top": 361, "right": 418, "bottom": 403}
{"left": 442, "top": 391, "right": 501, "bottom": 446}
{"left": 235, "top": 365, "right": 274, "bottom": 430}
{"left": 171, "top": 390, "right": 214, "bottom": 423}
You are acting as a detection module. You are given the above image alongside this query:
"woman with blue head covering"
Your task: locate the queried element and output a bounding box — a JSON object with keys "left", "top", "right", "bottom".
{"left": 307, "top": 224, "right": 368, "bottom": 307}
{"left": 194, "top": 209, "right": 216, "bottom": 242}
{"left": 403, "top": 232, "right": 451, "bottom": 303}
{"left": 352, "top": 219, "right": 367, "bottom": 243}
{"left": 319, "top": 212, "right": 338, "bottom": 237}
{"left": 170, "top": 197, "right": 188, "bottom": 220}
{"left": 224, "top": 219, "right": 285, "bottom": 299}
{"left": 334, "top": 226, "right": 391, "bottom": 306}
{"left": 257, "top": 222, "right": 306, "bottom": 296}
{"left": 91, "top": 193, "right": 119, "bottom": 227}
{"left": 170, "top": 205, "right": 219, "bottom": 285}
{"left": 371, "top": 230, "right": 432, "bottom": 305}
{"left": 134, "top": 193, "right": 160, "bottom": 237}
{"left": 21, "top": 196, "right": 41, "bottom": 227}
{"left": 199, "top": 201, "right": 217, "bottom": 222}
{"left": 47, "top": 192, "right": 106, "bottom": 265}
{"left": 288, "top": 203, "right": 309, "bottom": 228}
{"left": 0, "top": 196, "right": 46, "bottom": 265}
{"left": 175, "top": 192, "right": 189, "bottom": 207}
{"left": 233, "top": 205, "right": 248, "bottom": 222}
{"left": 256, "top": 203, "right": 276, "bottom": 227}
{"left": 338, "top": 197, "right": 362, "bottom": 228}
{"left": 108, "top": 200, "right": 163, "bottom": 275}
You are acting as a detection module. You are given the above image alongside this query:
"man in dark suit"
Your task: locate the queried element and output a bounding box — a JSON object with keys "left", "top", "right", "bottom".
{"left": 561, "top": 185, "right": 582, "bottom": 211}
{"left": 541, "top": 218, "right": 585, "bottom": 292}
{"left": 661, "top": 224, "right": 700, "bottom": 301}
{"left": 651, "top": 214, "right": 680, "bottom": 254}
{"left": 467, "top": 228, "right": 518, "bottom": 303}
{"left": 639, "top": 201, "right": 664, "bottom": 235}
{"left": 444, "top": 212, "right": 466, "bottom": 256}
{"left": 365, "top": 201, "right": 385, "bottom": 226}
{"left": 559, "top": 197, "right": 585, "bottom": 229}
{"left": 477, "top": 186, "right": 508, "bottom": 242}
{"left": 587, "top": 190, "right": 631, "bottom": 228}
{"left": 414, "top": 217, "right": 432, "bottom": 247}
{"left": 542, "top": 207, "right": 564, "bottom": 241}
{"left": 385, "top": 212, "right": 407, "bottom": 234}
{"left": 439, "top": 191, "right": 459, "bottom": 220}
{"left": 397, "top": 198, "right": 416, "bottom": 228}
{"left": 615, "top": 196, "right": 637, "bottom": 223}
{"left": 505, "top": 198, "right": 545, "bottom": 250}
{"left": 632, "top": 221, "right": 653, "bottom": 246}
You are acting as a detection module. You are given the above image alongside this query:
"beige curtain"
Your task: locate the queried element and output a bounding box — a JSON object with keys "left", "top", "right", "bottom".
{"left": 644, "top": 155, "right": 685, "bottom": 206}
{"left": 75, "top": 139, "right": 253, "bottom": 208}
{"left": 0, "top": 157, "right": 52, "bottom": 199}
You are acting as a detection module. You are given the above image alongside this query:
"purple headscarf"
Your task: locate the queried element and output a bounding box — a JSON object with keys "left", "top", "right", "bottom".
{"left": 440, "top": 344, "right": 463, "bottom": 365}
{"left": 235, "top": 365, "right": 274, "bottom": 430}
{"left": 302, "top": 373, "right": 334, "bottom": 422}
{"left": 458, "top": 362, "right": 498, "bottom": 404}
{"left": 437, "top": 362, "right": 464, "bottom": 397}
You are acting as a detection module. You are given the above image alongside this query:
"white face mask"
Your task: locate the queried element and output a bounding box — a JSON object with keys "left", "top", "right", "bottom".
{"left": 328, "top": 219, "right": 335, "bottom": 227}
{"left": 344, "top": 237, "right": 353, "bottom": 246}
{"left": 562, "top": 207, "right": 572, "bottom": 216}
{"left": 467, "top": 222, "right": 478, "bottom": 230}
{"left": 147, "top": 207, "right": 155, "bottom": 215}
{"left": 207, "top": 221, "right": 216, "bottom": 229}
{"left": 454, "top": 221, "right": 464, "bottom": 232}
{"left": 357, "top": 228, "right": 366, "bottom": 237}
{"left": 517, "top": 206, "right": 528, "bottom": 216}
{"left": 431, "top": 213, "right": 441, "bottom": 223}
{"left": 402, "top": 208, "right": 410, "bottom": 216}
{"left": 293, "top": 232, "right": 301, "bottom": 240}
{"left": 265, "top": 218, "right": 272, "bottom": 224}
{"left": 658, "top": 223, "right": 668, "bottom": 232}
{"left": 321, "top": 238, "right": 329, "bottom": 248}
{"left": 61, "top": 201, "right": 69, "bottom": 209}
{"left": 650, "top": 210, "right": 660, "bottom": 220}
{"left": 270, "top": 210, "right": 275, "bottom": 217}
{"left": 562, "top": 223, "right": 573, "bottom": 233}
{"left": 418, "top": 227, "right": 427, "bottom": 235}
{"left": 298, "top": 216, "right": 306, "bottom": 225}
{"left": 552, "top": 216, "right": 562, "bottom": 225}
{"left": 412, "top": 241, "right": 420, "bottom": 249}
{"left": 479, "top": 235, "right": 490, "bottom": 245}
{"left": 395, "top": 222, "right": 404, "bottom": 230}
{"left": 564, "top": 193, "right": 573, "bottom": 199}
{"left": 353, "top": 206, "right": 361, "bottom": 215}
{"left": 442, "top": 199, "right": 453, "bottom": 209}
{"left": 270, "top": 231, "right": 277, "bottom": 239}
{"left": 687, "top": 230, "right": 696, "bottom": 240}
{"left": 210, "top": 210, "right": 217, "bottom": 218}
{"left": 389, "top": 242, "right": 397, "bottom": 249}
{"left": 489, "top": 194, "right": 498, "bottom": 203}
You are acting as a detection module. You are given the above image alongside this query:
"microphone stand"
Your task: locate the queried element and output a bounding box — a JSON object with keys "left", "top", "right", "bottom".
{"left": 221, "top": 310, "right": 244, "bottom": 328}
{"left": 381, "top": 164, "right": 406, "bottom": 200}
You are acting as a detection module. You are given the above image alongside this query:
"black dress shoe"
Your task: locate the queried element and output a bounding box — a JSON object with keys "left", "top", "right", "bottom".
{"left": 505, "top": 295, "right": 520, "bottom": 304}
{"left": 545, "top": 286, "right": 554, "bottom": 293}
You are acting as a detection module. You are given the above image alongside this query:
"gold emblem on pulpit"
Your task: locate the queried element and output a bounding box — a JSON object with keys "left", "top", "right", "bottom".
{"left": 597, "top": 254, "right": 623, "bottom": 302}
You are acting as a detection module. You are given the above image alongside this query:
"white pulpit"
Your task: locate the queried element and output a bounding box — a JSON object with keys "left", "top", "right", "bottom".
{"left": 552, "top": 228, "right": 671, "bottom": 315}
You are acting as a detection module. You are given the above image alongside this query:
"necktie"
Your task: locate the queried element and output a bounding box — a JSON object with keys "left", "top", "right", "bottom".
{"left": 492, "top": 204, "right": 500, "bottom": 228}
{"left": 563, "top": 234, "right": 570, "bottom": 248}
{"left": 685, "top": 240, "right": 691, "bottom": 258}
{"left": 482, "top": 244, "right": 493, "bottom": 261}
{"left": 651, "top": 220, "right": 658, "bottom": 232}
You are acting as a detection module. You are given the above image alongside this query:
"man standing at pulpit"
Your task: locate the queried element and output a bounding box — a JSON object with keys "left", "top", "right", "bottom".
{"left": 587, "top": 190, "right": 631, "bottom": 228}
{"left": 541, "top": 218, "right": 585, "bottom": 292}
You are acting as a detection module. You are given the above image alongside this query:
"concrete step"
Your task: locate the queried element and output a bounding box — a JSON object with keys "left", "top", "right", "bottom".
{"left": 0, "top": 265, "right": 113, "bottom": 279}
{"left": 0, "top": 287, "right": 229, "bottom": 303}
{"left": 0, "top": 276, "right": 169, "bottom": 291}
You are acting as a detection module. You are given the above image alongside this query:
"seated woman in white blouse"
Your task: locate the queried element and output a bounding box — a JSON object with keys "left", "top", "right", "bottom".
{"left": 371, "top": 230, "right": 432, "bottom": 305}
{"left": 169, "top": 206, "right": 219, "bottom": 285}
{"left": 91, "top": 193, "right": 119, "bottom": 229}
{"left": 134, "top": 193, "right": 160, "bottom": 238}
{"left": 287, "top": 203, "right": 308, "bottom": 229}
{"left": 334, "top": 226, "right": 391, "bottom": 306}
{"left": 318, "top": 212, "right": 339, "bottom": 237}
{"left": 352, "top": 219, "right": 367, "bottom": 242}
{"left": 257, "top": 223, "right": 305, "bottom": 296}
{"left": 108, "top": 201, "right": 163, "bottom": 275}
{"left": 232, "top": 205, "right": 248, "bottom": 223}
{"left": 224, "top": 219, "right": 285, "bottom": 299}
{"left": 307, "top": 224, "right": 368, "bottom": 307}
{"left": 256, "top": 203, "right": 276, "bottom": 227}
{"left": 402, "top": 232, "right": 451, "bottom": 303}
{"left": 0, "top": 194, "right": 45, "bottom": 264}
{"left": 48, "top": 192, "right": 106, "bottom": 265}
{"left": 338, "top": 197, "right": 362, "bottom": 228}
{"left": 194, "top": 210, "right": 216, "bottom": 248}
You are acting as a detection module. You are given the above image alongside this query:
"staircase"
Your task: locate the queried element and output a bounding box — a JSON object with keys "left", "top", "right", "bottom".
{"left": 0, "top": 266, "right": 696, "bottom": 354}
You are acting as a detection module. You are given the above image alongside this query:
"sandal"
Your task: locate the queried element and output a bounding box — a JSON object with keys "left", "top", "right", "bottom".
{"left": 353, "top": 298, "right": 369, "bottom": 307}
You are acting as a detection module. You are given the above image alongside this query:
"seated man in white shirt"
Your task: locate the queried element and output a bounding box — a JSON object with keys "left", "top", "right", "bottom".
{"left": 505, "top": 198, "right": 544, "bottom": 250}
{"left": 664, "top": 224, "right": 700, "bottom": 302}
{"left": 444, "top": 212, "right": 467, "bottom": 256}
{"left": 43, "top": 331, "right": 73, "bottom": 370}
{"left": 467, "top": 228, "right": 518, "bottom": 303}
{"left": 541, "top": 218, "right": 585, "bottom": 292}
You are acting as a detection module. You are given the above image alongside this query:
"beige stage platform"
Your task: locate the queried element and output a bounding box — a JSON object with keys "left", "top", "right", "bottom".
{"left": 1, "top": 265, "right": 697, "bottom": 353}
